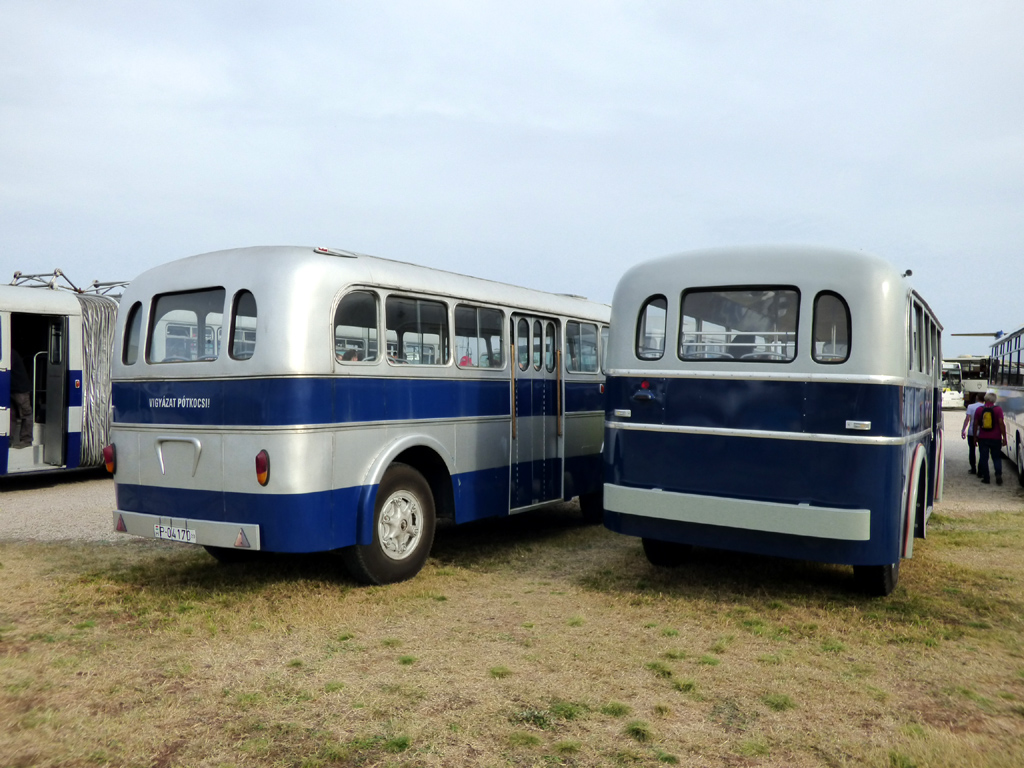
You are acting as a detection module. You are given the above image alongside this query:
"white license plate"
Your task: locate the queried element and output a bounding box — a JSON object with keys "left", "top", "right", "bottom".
{"left": 154, "top": 524, "right": 198, "bottom": 544}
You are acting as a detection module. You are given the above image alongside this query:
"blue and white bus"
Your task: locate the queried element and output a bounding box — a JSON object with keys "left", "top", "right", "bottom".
{"left": 987, "top": 324, "right": 1024, "bottom": 486}
{"left": 602, "top": 246, "right": 943, "bottom": 596}
{"left": 107, "top": 246, "right": 609, "bottom": 583}
{"left": 1, "top": 271, "right": 123, "bottom": 477}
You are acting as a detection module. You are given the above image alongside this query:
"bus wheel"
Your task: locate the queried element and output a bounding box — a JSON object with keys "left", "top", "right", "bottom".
{"left": 853, "top": 561, "right": 899, "bottom": 597}
{"left": 204, "top": 545, "right": 265, "bottom": 564}
{"left": 343, "top": 463, "right": 436, "bottom": 585}
{"left": 641, "top": 538, "right": 693, "bottom": 568}
{"left": 579, "top": 490, "right": 604, "bottom": 525}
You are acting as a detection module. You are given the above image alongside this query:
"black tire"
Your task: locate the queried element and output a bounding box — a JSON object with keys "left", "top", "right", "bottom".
{"left": 203, "top": 545, "right": 265, "bottom": 564}
{"left": 579, "top": 490, "right": 604, "bottom": 525}
{"left": 641, "top": 537, "right": 693, "bottom": 568}
{"left": 1016, "top": 439, "right": 1024, "bottom": 489}
{"left": 853, "top": 561, "right": 899, "bottom": 597}
{"left": 342, "top": 463, "right": 436, "bottom": 585}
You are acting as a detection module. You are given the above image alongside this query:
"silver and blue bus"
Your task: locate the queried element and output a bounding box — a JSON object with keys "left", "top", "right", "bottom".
{"left": 602, "top": 246, "right": 943, "bottom": 596}
{"left": 106, "top": 246, "right": 609, "bottom": 583}
{"left": 987, "top": 324, "right": 1024, "bottom": 486}
{"left": 1, "top": 271, "right": 123, "bottom": 477}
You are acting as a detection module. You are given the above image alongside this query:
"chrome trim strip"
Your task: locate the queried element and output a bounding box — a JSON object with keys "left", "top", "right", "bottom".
{"left": 605, "top": 421, "right": 933, "bottom": 446}
{"left": 604, "top": 483, "right": 871, "bottom": 541}
{"left": 605, "top": 369, "right": 926, "bottom": 386}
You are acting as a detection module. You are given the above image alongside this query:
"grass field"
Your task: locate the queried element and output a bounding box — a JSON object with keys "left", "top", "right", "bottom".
{"left": 2, "top": 494, "right": 1024, "bottom": 767}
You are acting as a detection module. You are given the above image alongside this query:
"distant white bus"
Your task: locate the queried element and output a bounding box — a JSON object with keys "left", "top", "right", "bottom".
{"left": 1, "top": 272, "right": 124, "bottom": 477}
{"left": 941, "top": 361, "right": 964, "bottom": 409}
{"left": 107, "top": 246, "right": 610, "bottom": 584}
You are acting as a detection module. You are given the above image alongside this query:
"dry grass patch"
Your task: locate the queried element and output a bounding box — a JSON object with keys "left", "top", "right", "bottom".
{"left": 1, "top": 492, "right": 1024, "bottom": 766}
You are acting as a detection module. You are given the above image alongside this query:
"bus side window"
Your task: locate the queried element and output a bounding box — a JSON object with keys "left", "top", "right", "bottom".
{"left": 123, "top": 302, "right": 143, "bottom": 365}
{"left": 636, "top": 295, "right": 667, "bottom": 360}
{"left": 385, "top": 296, "right": 448, "bottom": 365}
{"left": 229, "top": 290, "right": 258, "bottom": 360}
{"left": 334, "top": 290, "right": 379, "bottom": 362}
{"left": 545, "top": 321, "right": 556, "bottom": 372}
{"left": 533, "top": 320, "right": 542, "bottom": 370}
{"left": 811, "top": 292, "right": 850, "bottom": 364}
{"left": 517, "top": 318, "right": 530, "bottom": 371}
{"left": 455, "top": 305, "right": 504, "bottom": 368}
{"left": 566, "top": 321, "right": 598, "bottom": 372}
{"left": 913, "top": 302, "right": 924, "bottom": 372}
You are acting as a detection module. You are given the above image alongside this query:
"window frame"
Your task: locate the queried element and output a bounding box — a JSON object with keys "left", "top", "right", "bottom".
{"left": 635, "top": 295, "right": 667, "bottom": 361}
{"left": 228, "top": 290, "right": 258, "bottom": 361}
{"left": 384, "top": 294, "right": 450, "bottom": 367}
{"left": 678, "top": 285, "right": 800, "bottom": 364}
{"left": 810, "top": 291, "right": 851, "bottom": 365}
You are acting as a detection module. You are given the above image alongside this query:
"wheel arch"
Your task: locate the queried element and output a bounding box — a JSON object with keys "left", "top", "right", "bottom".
{"left": 904, "top": 443, "right": 928, "bottom": 557}
{"left": 357, "top": 435, "right": 456, "bottom": 543}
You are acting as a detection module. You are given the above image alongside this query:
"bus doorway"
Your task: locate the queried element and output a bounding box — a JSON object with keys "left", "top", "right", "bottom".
{"left": 8, "top": 312, "right": 68, "bottom": 467}
{"left": 511, "top": 314, "right": 563, "bottom": 509}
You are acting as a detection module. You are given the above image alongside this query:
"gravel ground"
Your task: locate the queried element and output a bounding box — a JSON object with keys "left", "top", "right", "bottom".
{"left": 1, "top": 412, "right": 1021, "bottom": 542}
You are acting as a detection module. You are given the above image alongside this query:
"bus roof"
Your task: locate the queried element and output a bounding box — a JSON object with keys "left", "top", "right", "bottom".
{"left": 124, "top": 245, "right": 609, "bottom": 322}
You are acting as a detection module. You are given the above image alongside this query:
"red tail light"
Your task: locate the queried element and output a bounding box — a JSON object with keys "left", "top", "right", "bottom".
{"left": 255, "top": 449, "right": 270, "bottom": 486}
{"left": 102, "top": 444, "right": 116, "bottom": 474}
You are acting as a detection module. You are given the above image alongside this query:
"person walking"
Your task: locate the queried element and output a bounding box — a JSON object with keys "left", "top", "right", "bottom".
{"left": 973, "top": 389, "right": 1007, "bottom": 485}
{"left": 9, "top": 349, "right": 33, "bottom": 448}
{"left": 960, "top": 393, "right": 983, "bottom": 474}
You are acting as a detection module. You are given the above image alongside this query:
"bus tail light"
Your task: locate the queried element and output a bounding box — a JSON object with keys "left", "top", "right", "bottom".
{"left": 103, "top": 444, "right": 116, "bottom": 474}
{"left": 255, "top": 450, "right": 270, "bottom": 486}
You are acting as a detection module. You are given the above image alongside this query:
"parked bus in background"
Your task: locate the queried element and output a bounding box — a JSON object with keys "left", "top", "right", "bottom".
{"left": 986, "top": 324, "right": 1024, "bottom": 486}
{"left": 602, "top": 246, "right": 943, "bottom": 596}
{"left": 1, "top": 271, "right": 125, "bottom": 477}
{"left": 950, "top": 355, "right": 991, "bottom": 404}
{"left": 106, "top": 246, "right": 609, "bottom": 584}
{"left": 941, "top": 360, "right": 964, "bottom": 409}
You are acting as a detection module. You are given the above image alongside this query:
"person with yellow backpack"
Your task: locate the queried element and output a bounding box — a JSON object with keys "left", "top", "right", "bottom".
{"left": 973, "top": 390, "right": 1007, "bottom": 485}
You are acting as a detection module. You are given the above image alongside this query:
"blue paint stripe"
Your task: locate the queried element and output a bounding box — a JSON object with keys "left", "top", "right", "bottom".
{"left": 606, "top": 377, "right": 935, "bottom": 437}
{"left": 114, "top": 376, "right": 604, "bottom": 426}
{"left": 68, "top": 369, "right": 83, "bottom": 408}
{"left": 114, "top": 377, "right": 510, "bottom": 426}
{"left": 605, "top": 430, "right": 902, "bottom": 513}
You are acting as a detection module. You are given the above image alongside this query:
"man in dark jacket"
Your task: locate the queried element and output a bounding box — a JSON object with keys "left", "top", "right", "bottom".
{"left": 9, "top": 349, "right": 33, "bottom": 447}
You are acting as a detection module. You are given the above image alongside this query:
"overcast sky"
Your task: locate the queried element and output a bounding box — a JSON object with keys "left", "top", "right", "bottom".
{"left": 2, "top": 1, "right": 1021, "bottom": 357}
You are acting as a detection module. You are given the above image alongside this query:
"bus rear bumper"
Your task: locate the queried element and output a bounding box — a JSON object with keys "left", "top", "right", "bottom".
{"left": 604, "top": 483, "right": 870, "bottom": 541}
{"left": 113, "top": 510, "right": 262, "bottom": 551}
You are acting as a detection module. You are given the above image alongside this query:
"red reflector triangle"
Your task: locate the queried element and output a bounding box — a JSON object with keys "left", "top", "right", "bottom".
{"left": 234, "top": 529, "right": 251, "bottom": 549}
{"left": 116, "top": 514, "right": 127, "bottom": 533}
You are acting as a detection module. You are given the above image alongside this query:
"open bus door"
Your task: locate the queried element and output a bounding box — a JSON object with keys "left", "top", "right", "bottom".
{"left": 43, "top": 316, "right": 68, "bottom": 466}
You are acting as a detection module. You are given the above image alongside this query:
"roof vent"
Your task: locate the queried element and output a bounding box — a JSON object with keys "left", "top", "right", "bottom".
{"left": 314, "top": 247, "right": 358, "bottom": 259}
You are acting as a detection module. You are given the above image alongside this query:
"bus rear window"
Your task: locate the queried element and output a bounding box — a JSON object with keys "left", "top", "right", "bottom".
{"left": 679, "top": 287, "right": 798, "bottom": 362}
{"left": 636, "top": 295, "right": 667, "bottom": 360}
{"left": 812, "top": 292, "right": 850, "bottom": 364}
{"left": 148, "top": 288, "right": 226, "bottom": 363}
{"left": 229, "top": 290, "right": 258, "bottom": 360}
{"left": 122, "top": 302, "right": 143, "bottom": 365}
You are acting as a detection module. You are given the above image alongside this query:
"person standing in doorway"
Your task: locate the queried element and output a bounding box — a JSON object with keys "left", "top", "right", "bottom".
{"left": 960, "top": 393, "right": 983, "bottom": 474}
{"left": 9, "top": 349, "right": 33, "bottom": 448}
{"left": 973, "top": 390, "right": 1007, "bottom": 485}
